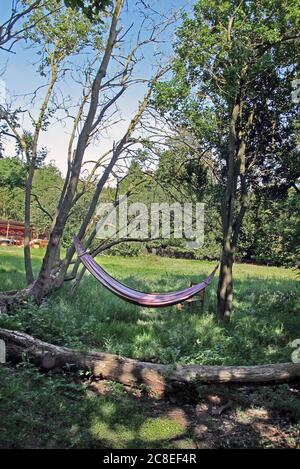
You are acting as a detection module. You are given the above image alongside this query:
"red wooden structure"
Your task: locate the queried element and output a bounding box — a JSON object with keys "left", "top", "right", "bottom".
{"left": 0, "top": 220, "right": 34, "bottom": 246}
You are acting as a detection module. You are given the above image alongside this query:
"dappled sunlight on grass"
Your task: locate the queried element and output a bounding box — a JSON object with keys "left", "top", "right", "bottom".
{"left": 0, "top": 366, "right": 189, "bottom": 449}
{"left": 139, "top": 418, "right": 185, "bottom": 442}
{"left": 90, "top": 413, "right": 185, "bottom": 448}
{"left": 0, "top": 247, "right": 299, "bottom": 366}
{"left": 2, "top": 364, "right": 299, "bottom": 449}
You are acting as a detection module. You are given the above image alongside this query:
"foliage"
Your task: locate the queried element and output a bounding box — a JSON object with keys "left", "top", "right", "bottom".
{"left": 239, "top": 189, "right": 300, "bottom": 266}
{"left": 64, "top": 0, "right": 112, "bottom": 22}
{"left": 0, "top": 150, "right": 298, "bottom": 267}
{"left": 24, "top": 0, "right": 104, "bottom": 75}
{"left": 30, "top": 164, "right": 64, "bottom": 237}
{"left": 0, "top": 161, "right": 63, "bottom": 233}
{"left": 107, "top": 242, "right": 143, "bottom": 257}
{"left": 0, "top": 157, "right": 26, "bottom": 189}
{"left": 153, "top": 0, "right": 300, "bottom": 290}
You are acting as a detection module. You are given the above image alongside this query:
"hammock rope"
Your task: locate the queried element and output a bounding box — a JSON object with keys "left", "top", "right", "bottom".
{"left": 74, "top": 237, "right": 218, "bottom": 308}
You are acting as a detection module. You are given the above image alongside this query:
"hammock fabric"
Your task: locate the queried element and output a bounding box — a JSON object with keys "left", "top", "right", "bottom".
{"left": 74, "top": 237, "right": 218, "bottom": 308}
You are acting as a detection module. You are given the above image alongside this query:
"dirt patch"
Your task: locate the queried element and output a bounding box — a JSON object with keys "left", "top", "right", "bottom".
{"left": 167, "top": 408, "right": 190, "bottom": 427}
{"left": 85, "top": 379, "right": 300, "bottom": 449}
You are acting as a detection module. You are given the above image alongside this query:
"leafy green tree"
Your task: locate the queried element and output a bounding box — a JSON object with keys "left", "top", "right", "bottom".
{"left": 0, "top": 157, "right": 26, "bottom": 189}
{"left": 64, "top": 0, "right": 111, "bottom": 21}
{"left": 155, "top": 0, "right": 300, "bottom": 320}
{"left": 31, "top": 163, "right": 64, "bottom": 238}
{"left": 239, "top": 189, "right": 300, "bottom": 267}
{"left": 0, "top": 0, "right": 110, "bottom": 52}
{"left": 0, "top": 157, "right": 26, "bottom": 222}
{"left": 3, "top": 0, "right": 104, "bottom": 284}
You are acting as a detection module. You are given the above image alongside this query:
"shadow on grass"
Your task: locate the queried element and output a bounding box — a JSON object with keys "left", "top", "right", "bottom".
{"left": 0, "top": 250, "right": 299, "bottom": 367}
{"left": 0, "top": 365, "right": 193, "bottom": 449}
{"left": 42, "top": 272, "right": 299, "bottom": 364}
{"left": 1, "top": 251, "right": 299, "bottom": 448}
{"left": 1, "top": 364, "right": 299, "bottom": 449}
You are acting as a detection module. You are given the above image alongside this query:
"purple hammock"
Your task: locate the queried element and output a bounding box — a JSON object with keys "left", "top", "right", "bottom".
{"left": 74, "top": 237, "right": 218, "bottom": 308}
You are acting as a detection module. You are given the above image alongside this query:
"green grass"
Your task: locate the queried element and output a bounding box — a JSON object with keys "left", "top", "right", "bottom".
{"left": 2, "top": 365, "right": 299, "bottom": 449}
{"left": 0, "top": 364, "right": 190, "bottom": 449}
{"left": 0, "top": 247, "right": 300, "bottom": 449}
{"left": 0, "top": 246, "right": 299, "bottom": 366}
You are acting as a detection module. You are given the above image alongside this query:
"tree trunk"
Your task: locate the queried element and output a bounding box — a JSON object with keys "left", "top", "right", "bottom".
{"left": 216, "top": 89, "right": 249, "bottom": 322}
{"left": 217, "top": 99, "right": 240, "bottom": 321}
{"left": 1, "top": 328, "right": 299, "bottom": 396}
{"left": 24, "top": 168, "right": 34, "bottom": 285}
{"left": 29, "top": 0, "right": 124, "bottom": 302}
{"left": 62, "top": 88, "right": 153, "bottom": 281}
{"left": 217, "top": 245, "right": 234, "bottom": 321}
{"left": 23, "top": 60, "right": 58, "bottom": 286}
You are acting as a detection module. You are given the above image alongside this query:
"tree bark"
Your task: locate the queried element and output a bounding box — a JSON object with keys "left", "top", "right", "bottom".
{"left": 29, "top": 0, "right": 124, "bottom": 302}
{"left": 24, "top": 152, "right": 35, "bottom": 285}
{"left": 217, "top": 246, "right": 234, "bottom": 321}
{"left": 217, "top": 100, "right": 240, "bottom": 321}
{"left": 61, "top": 87, "right": 153, "bottom": 281}
{"left": 25, "top": 59, "right": 58, "bottom": 285}
{"left": 217, "top": 92, "right": 249, "bottom": 322}
{"left": 1, "top": 328, "right": 299, "bottom": 396}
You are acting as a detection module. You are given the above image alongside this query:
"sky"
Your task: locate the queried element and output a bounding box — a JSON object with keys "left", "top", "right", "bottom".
{"left": 0, "top": 0, "right": 193, "bottom": 176}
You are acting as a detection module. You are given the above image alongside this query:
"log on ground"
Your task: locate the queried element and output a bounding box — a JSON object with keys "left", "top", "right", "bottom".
{"left": 1, "top": 328, "right": 300, "bottom": 395}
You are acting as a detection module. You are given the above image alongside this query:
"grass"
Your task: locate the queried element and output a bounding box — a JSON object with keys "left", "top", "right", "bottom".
{"left": 1, "top": 364, "right": 300, "bottom": 449}
{"left": 0, "top": 246, "right": 299, "bottom": 366}
{"left": 0, "top": 364, "right": 190, "bottom": 449}
{"left": 0, "top": 246, "right": 300, "bottom": 449}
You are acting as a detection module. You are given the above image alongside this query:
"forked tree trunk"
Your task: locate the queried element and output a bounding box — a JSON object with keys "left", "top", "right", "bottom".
{"left": 30, "top": 64, "right": 156, "bottom": 302}
{"left": 28, "top": 0, "right": 124, "bottom": 302}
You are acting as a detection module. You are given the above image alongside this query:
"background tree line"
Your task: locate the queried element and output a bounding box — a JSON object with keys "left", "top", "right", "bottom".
{"left": 1, "top": 153, "right": 299, "bottom": 269}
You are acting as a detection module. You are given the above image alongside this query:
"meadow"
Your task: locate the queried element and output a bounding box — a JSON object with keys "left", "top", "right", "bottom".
{"left": 1, "top": 247, "right": 300, "bottom": 449}
{"left": 0, "top": 246, "right": 299, "bottom": 366}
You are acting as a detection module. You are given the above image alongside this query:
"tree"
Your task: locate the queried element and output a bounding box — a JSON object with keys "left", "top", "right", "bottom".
{"left": 2, "top": 0, "right": 102, "bottom": 284}
{"left": 1, "top": 0, "right": 172, "bottom": 306}
{"left": 0, "top": 156, "right": 26, "bottom": 222}
{"left": 30, "top": 163, "right": 64, "bottom": 239}
{"left": 0, "top": 0, "right": 110, "bottom": 52}
{"left": 0, "top": 156, "right": 26, "bottom": 188}
{"left": 64, "top": 0, "right": 111, "bottom": 21}
{"left": 154, "top": 0, "right": 300, "bottom": 320}
{"left": 0, "top": 0, "right": 43, "bottom": 52}
{"left": 239, "top": 188, "right": 300, "bottom": 267}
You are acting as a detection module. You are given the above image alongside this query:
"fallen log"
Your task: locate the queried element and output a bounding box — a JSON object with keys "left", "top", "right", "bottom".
{"left": 1, "top": 328, "right": 300, "bottom": 395}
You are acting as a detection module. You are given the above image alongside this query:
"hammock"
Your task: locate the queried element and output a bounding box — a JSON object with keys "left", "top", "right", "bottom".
{"left": 74, "top": 237, "right": 218, "bottom": 308}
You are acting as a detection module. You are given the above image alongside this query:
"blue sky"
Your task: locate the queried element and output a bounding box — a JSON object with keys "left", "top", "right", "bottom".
{"left": 1, "top": 0, "right": 193, "bottom": 174}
